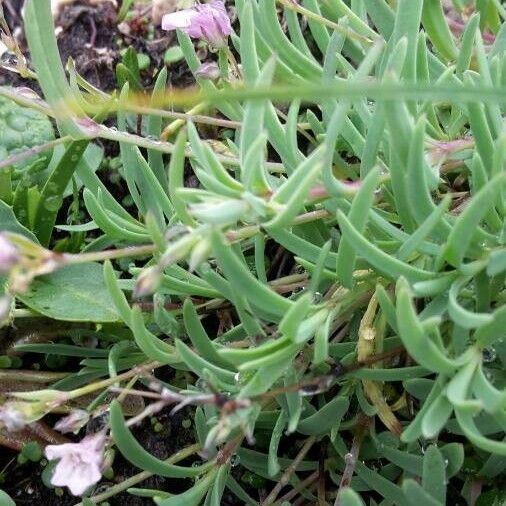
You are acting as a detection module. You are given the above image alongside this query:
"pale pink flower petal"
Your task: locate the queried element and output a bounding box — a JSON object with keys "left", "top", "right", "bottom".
{"left": 162, "top": 9, "right": 199, "bottom": 30}
{"left": 45, "top": 433, "right": 106, "bottom": 496}
{"left": 54, "top": 409, "right": 90, "bottom": 434}
{"left": 161, "top": 0, "right": 231, "bottom": 47}
{"left": 0, "top": 234, "right": 19, "bottom": 273}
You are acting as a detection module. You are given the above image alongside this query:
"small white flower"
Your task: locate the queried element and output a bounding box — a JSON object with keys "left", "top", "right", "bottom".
{"left": 45, "top": 433, "right": 106, "bottom": 496}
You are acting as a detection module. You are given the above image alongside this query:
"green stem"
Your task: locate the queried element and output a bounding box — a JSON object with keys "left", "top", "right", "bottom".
{"left": 0, "top": 169, "right": 12, "bottom": 204}
{"left": 66, "top": 361, "right": 160, "bottom": 401}
{"left": 218, "top": 47, "right": 230, "bottom": 80}
{"left": 276, "top": 0, "right": 375, "bottom": 44}
{"left": 0, "top": 137, "right": 70, "bottom": 171}
{"left": 75, "top": 443, "right": 202, "bottom": 505}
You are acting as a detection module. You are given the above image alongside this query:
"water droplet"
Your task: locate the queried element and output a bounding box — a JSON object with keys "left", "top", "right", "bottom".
{"left": 234, "top": 372, "right": 241, "bottom": 382}
{"left": 313, "top": 291, "right": 322, "bottom": 303}
{"left": 344, "top": 452, "right": 354, "bottom": 464}
{"left": 482, "top": 347, "right": 496, "bottom": 363}
{"left": 230, "top": 454, "right": 240, "bottom": 467}
{"left": 299, "top": 377, "right": 332, "bottom": 396}
{"left": 444, "top": 459, "right": 449, "bottom": 467}
{"left": 71, "top": 154, "right": 79, "bottom": 162}
{"left": 191, "top": 460, "right": 203, "bottom": 468}
{"left": 1, "top": 52, "right": 18, "bottom": 65}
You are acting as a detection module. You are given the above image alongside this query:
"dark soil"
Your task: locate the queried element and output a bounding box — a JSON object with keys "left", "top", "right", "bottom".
{"left": 1, "top": 404, "right": 196, "bottom": 505}
{"left": 1, "top": 0, "right": 195, "bottom": 91}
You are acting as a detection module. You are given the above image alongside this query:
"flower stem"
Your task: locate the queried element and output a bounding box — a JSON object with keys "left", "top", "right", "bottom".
{"left": 64, "top": 244, "right": 157, "bottom": 265}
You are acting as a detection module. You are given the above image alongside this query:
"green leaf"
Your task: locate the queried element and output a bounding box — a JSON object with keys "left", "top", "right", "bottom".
{"left": 473, "top": 304, "right": 506, "bottom": 348}
{"left": 23, "top": 0, "right": 83, "bottom": 136}
{"left": 110, "top": 400, "right": 212, "bottom": 477}
{"left": 183, "top": 299, "right": 235, "bottom": 370}
{"left": 421, "top": 0, "right": 458, "bottom": 61}
{"left": 0, "top": 490, "right": 16, "bottom": 506}
{"left": 175, "top": 339, "right": 237, "bottom": 385}
{"left": 395, "top": 278, "right": 459, "bottom": 374}
{"left": 336, "top": 488, "right": 366, "bottom": 506}
{"left": 207, "top": 464, "right": 229, "bottom": 506}
{"left": 159, "top": 485, "right": 216, "bottom": 506}
{"left": 455, "top": 404, "right": 506, "bottom": 455}
{"left": 354, "top": 460, "right": 408, "bottom": 505}
{"left": 448, "top": 277, "right": 493, "bottom": 329}
{"left": 0, "top": 200, "right": 38, "bottom": 242}
{"left": 443, "top": 170, "right": 505, "bottom": 267}
{"left": 336, "top": 211, "right": 436, "bottom": 283}
{"left": 266, "top": 148, "right": 325, "bottom": 229}
{"left": 402, "top": 479, "right": 442, "bottom": 506}
{"left": 297, "top": 396, "right": 348, "bottom": 435}
{"left": 131, "top": 308, "right": 179, "bottom": 365}
{"left": 279, "top": 291, "right": 313, "bottom": 340}
{"left": 268, "top": 410, "right": 287, "bottom": 477}
{"left": 211, "top": 230, "right": 292, "bottom": 317}
{"left": 32, "top": 140, "right": 88, "bottom": 246}
{"left": 15, "top": 343, "right": 108, "bottom": 357}
{"left": 336, "top": 167, "right": 380, "bottom": 287}
{"left": 18, "top": 263, "right": 120, "bottom": 322}
{"left": 421, "top": 393, "right": 453, "bottom": 438}
{"left": 422, "top": 445, "right": 446, "bottom": 504}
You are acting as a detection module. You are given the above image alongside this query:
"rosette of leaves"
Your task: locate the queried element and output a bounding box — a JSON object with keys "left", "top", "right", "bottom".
{"left": 4, "top": 0, "right": 506, "bottom": 504}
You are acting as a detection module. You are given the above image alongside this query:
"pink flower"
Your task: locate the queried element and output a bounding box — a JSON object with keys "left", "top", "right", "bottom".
{"left": 161, "top": 1, "right": 232, "bottom": 47}
{"left": 0, "top": 234, "right": 19, "bottom": 273}
{"left": 45, "top": 433, "right": 106, "bottom": 496}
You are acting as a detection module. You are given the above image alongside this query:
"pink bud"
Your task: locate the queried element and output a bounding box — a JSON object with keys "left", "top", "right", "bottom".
{"left": 162, "top": 1, "right": 232, "bottom": 48}
{"left": 54, "top": 409, "right": 90, "bottom": 434}
{"left": 134, "top": 265, "right": 162, "bottom": 298}
{"left": 195, "top": 61, "right": 221, "bottom": 80}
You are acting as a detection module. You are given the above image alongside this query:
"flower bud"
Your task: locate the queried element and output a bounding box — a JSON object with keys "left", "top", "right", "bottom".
{"left": 0, "top": 400, "right": 48, "bottom": 431}
{"left": 160, "top": 233, "right": 199, "bottom": 267}
{"left": 188, "top": 238, "right": 211, "bottom": 272}
{"left": 195, "top": 61, "right": 221, "bottom": 81}
{"left": 134, "top": 265, "right": 162, "bottom": 298}
{"left": 190, "top": 199, "right": 249, "bottom": 225}
{"left": 54, "top": 409, "right": 90, "bottom": 434}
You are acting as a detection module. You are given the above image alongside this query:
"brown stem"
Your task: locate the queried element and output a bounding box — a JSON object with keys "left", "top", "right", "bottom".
{"left": 274, "top": 470, "right": 320, "bottom": 505}
{"left": 262, "top": 436, "right": 317, "bottom": 505}
{"left": 252, "top": 346, "right": 405, "bottom": 402}
{"left": 334, "top": 416, "right": 371, "bottom": 505}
